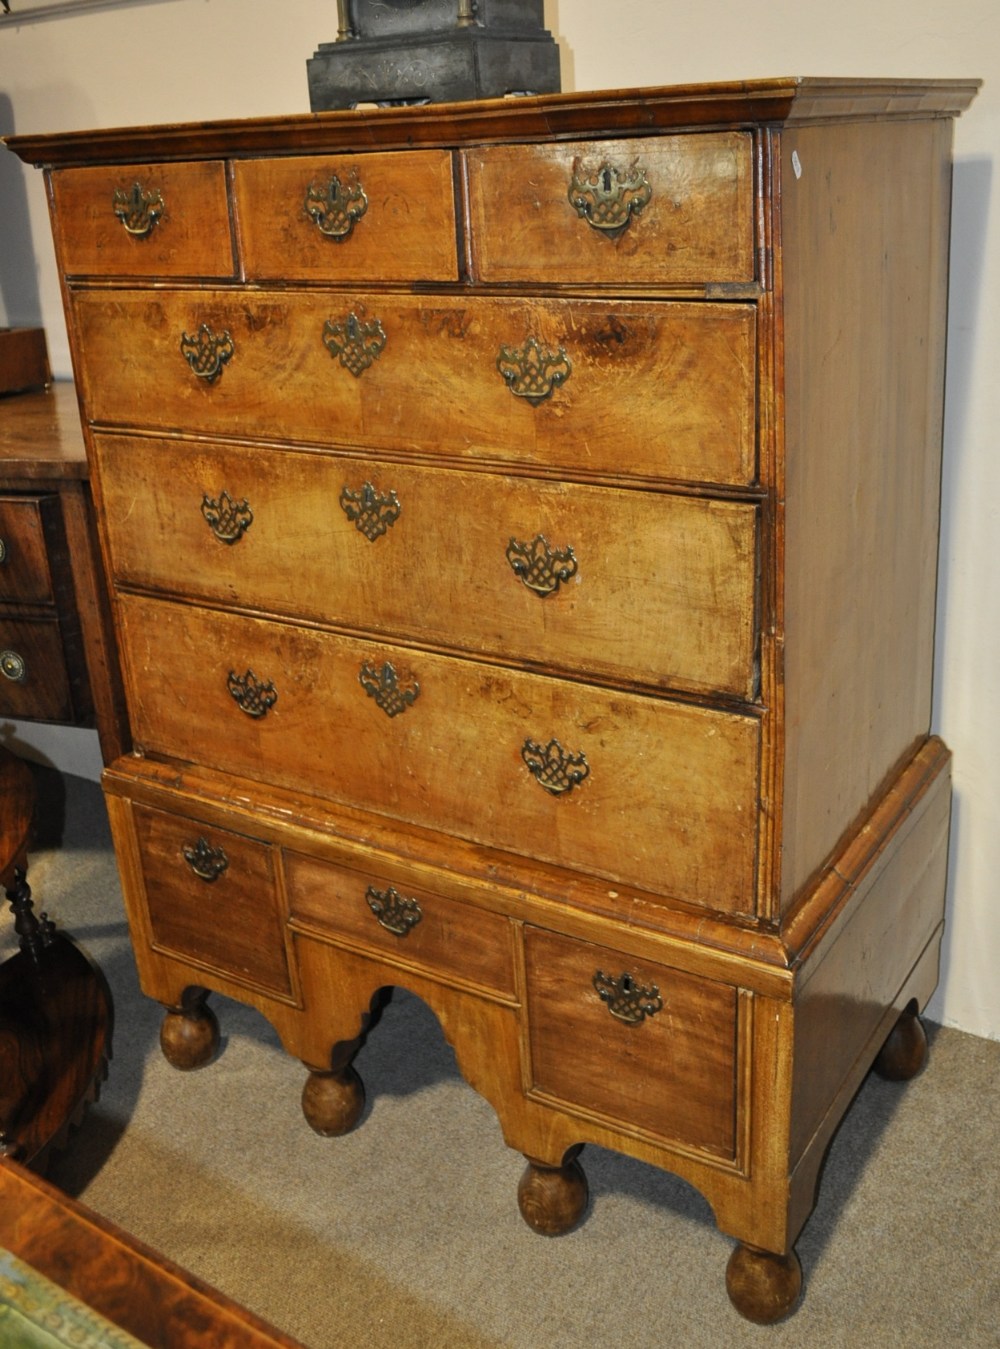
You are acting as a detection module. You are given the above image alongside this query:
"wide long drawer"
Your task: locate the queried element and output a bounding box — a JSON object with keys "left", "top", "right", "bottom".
{"left": 95, "top": 434, "right": 759, "bottom": 700}
{"left": 72, "top": 289, "right": 757, "bottom": 487}
{"left": 117, "top": 593, "right": 760, "bottom": 915}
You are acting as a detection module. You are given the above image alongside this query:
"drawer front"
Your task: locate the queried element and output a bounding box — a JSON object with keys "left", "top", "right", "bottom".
{"left": 73, "top": 290, "right": 756, "bottom": 487}
{"left": 524, "top": 927, "right": 738, "bottom": 1158}
{"left": 117, "top": 594, "right": 760, "bottom": 913}
{"left": 285, "top": 852, "right": 515, "bottom": 998}
{"left": 0, "top": 496, "right": 57, "bottom": 603}
{"left": 0, "top": 615, "right": 74, "bottom": 721}
{"left": 234, "top": 150, "right": 459, "bottom": 282}
{"left": 50, "top": 161, "right": 236, "bottom": 278}
{"left": 466, "top": 133, "right": 754, "bottom": 286}
{"left": 131, "top": 803, "right": 292, "bottom": 997}
{"left": 95, "top": 434, "right": 759, "bottom": 700}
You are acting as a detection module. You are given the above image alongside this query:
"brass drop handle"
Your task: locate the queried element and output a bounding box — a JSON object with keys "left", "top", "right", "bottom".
{"left": 112, "top": 181, "right": 165, "bottom": 237}
{"left": 359, "top": 659, "right": 420, "bottom": 718}
{"left": 182, "top": 837, "right": 230, "bottom": 882}
{"left": 0, "top": 650, "right": 27, "bottom": 684}
{"left": 506, "top": 535, "right": 577, "bottom": 597}
{"left": 202, "top": 490, "right": 253, "bottom": 544}
{"left": 593, "top": 970, "right": 663, "bottom": 1025}
{"left": 305, "top": 175, "right": 368, "bottom": 240}
{"left": 180, "top": 324, "right": 235, "bottom": 383}
{"left": 227, "top": 668, "right": 277, "bottom": 719}
{"left": 340, "top": 482, "right": 401, "bottom": 541}
{"left": 323, "top": 311, "right": 387, "bottom": 377}
{"left": 568, "top": 160, "right": 652, "bottom": 240}
{"left": 521, "top": 737, "right": 589, "bottom": 796}
{"left": 497, "top": 337, "right": 571, "bottom": 405}
{"left": 365, "top": 884, "right": 423, "bottom": 937}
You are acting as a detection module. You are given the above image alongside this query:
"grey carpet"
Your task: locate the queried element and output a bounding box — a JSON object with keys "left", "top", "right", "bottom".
{"left": 12, "top": 769, "right": 1000, "bottom": 1348}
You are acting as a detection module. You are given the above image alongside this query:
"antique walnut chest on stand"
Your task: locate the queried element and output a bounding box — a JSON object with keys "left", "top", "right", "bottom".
{"left": 7, "top": 77, "right": 978, "bottom": 1322}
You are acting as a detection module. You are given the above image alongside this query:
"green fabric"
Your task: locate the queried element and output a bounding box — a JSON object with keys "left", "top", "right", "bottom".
{"left": 0, "top": 1250, "right": 148, "bottom": 1349}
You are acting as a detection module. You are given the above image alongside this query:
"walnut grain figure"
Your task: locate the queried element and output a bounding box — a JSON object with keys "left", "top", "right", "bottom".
{"left": 6, "top": 75, "right": 978, "bottom": 1323}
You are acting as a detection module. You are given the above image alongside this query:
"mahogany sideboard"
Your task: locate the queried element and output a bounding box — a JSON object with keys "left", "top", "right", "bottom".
{"left": 0, "top": 382, "right": 127, "bottom": 763}
{"left": 6, "top": 76, "right": 978, "bottom": 1322}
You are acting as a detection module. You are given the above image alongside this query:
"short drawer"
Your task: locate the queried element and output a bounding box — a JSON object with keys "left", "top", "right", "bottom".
{"left": 234, "top": 149, "right": 459, "bottom": 282}
{"left": 0, "top": 614, "right": 76, "bottom": 721}
{"left": 95, "top": 434, "right": 759, "bottom": 701}
{"left": 285, "top": 852, "right": 516, "bottom": 998}
{"left": 524, "top": 927, "right": 739, "bottom": 1159}
{"left": 117, "top": 593, "right": 760, "bottom": 915}
{"left": 465, "top": 133, "right": 755, "bottom": 287}
{"left": 73, "top": 289, "right": 756, "bottom": 487}
{"left": 131, "top": 803, "right": 292, "bottom": 998}
{"left": 50, "top": 161, "right": 236, "bottom": 278}
{"left": 0, "top": 495, "right": 59, "bottom": 603}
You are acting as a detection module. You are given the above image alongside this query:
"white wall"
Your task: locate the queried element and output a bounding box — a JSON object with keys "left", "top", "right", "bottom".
{"left": 1, "top": 0, "right": 997, "bottom": 1039}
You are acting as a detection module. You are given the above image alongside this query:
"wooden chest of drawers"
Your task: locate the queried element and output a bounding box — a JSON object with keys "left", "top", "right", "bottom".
{"left": 7, "top": 76, "right": 978, "bottom": 1322}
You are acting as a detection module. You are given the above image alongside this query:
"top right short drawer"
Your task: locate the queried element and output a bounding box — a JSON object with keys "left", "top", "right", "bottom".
{"left": 465, "top": 133, "right": 755, "bottom": 287}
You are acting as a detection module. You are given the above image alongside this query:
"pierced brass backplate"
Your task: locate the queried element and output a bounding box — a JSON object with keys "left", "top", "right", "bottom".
{"left": 593, "top": 970, "right": 663, "bottom": 1025}
{"left": 568, "top": 161, "right": 652, "bottom": 240}
{"left": 359, "top": 660, "right": 420, "bottom": 718}
{"left": 365, "top": 884, "right": 423, "bottom": 937}
{"left": 202, "top": 490, "right": 253, "bottom": 544}
{"left": 323, "top": 311, "right": 387, "bottom": 377}
{"left": 340, "top": 482, "right": 401, "bottom": 541}
{"left": 506, "top": 534, "right": 577, "bottom": 597}
{"left": 521, "top": 737, "right": 589, "bottom": 795}
{"left": 305, "top": 175, "right": 368, "bottom": 240}
{"left": 112, "top": 181, "right": 165, "bottom": 237}
{"left": 180, "top": 324, "right": 235, "bottom": 383}
{"left": 182, "top": 837, "right": 229, "bottom": 883}
{"left": 227, "top": 668, "right": 277, "bottom": 719}
{"left": 497, "top": 337, "right": 571, "bottom": 405}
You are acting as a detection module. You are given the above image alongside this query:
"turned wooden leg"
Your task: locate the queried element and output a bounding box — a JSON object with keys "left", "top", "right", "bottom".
{"left": 517, "top": 1148, "right": 589, "bottom": 1236}
{"left": 726, "top": 1243, "right": 803, "bottom": 1324}
{"left": 159, "top": 988, "right": 219, "bottom": 1070}
{"left": 874, "top": 1004, "right": 928, "bottom": 1081}
{"left": 301, "top": 1065, "right": 366, "bottom": 1137}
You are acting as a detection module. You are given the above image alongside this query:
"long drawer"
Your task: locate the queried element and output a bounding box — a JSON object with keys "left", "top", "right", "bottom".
{"left": 0, "top": 614, "right": 77, "bottom": 721}
{"left": 95, "top": 434, "right": 759, "bottom": 700}
{"left": 0, "top": 495, "right": 60, "bottom": 603}
{"left": 73, "top": 290, "right": 757, "bottom": 487}
{"left": 117, "top": 593, "right": 760, "bottom": 915}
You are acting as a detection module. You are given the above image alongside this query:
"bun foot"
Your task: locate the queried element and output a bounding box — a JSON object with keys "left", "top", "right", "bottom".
{"left": 726, "top": 1243, "right": 802, "bottom": 1324}
{"left": 874, "top": 1005, "right": 928, "bottom": 1081}
{"left": 517, "top": 1150, "right": 589, "bottom": 1236}
{"left": 159, "top": 990, "right": 219, "bottom": 1070}
{"left": 302, "top": 1066, "right": 365, "bottom": 1136}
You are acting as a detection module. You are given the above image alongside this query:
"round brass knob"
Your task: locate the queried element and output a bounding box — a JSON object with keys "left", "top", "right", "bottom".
{"left": 0, "top": 650, "right": 27, "bottom": 683}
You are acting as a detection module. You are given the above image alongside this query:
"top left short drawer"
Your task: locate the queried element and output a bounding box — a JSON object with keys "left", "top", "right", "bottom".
{"left": 49, "top": 161, "right": 236, "bottom": 279}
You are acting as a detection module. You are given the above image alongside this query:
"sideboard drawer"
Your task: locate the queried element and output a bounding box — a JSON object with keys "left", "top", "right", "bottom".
{"left": 524, "top": 927, "right": 739, "bottom": 1158}
{"left": 234, "top": 150, "right": 459, "bottom": 282}
{"left": 0, "top": 495, "right": 59, "bottom": 603}
{"left": 117, "top": 593, "right": 760, "bottom": 914}
{"left": 0, "top": 614, "right": 75, "bottom": 721}
{"left": 95, "top": 434, "right": 759, "bottom": 700}
{"left": 285, "top": 852, "right": 516, "bottom": 998}
{"left": 50, "top": 161, "right": 236, "bottom": 279}
{"left": 73, "top": 290, "right": 756, "bottom": 487}
{"left": 466, "top": 133, "right": 755, "bottom": 286}
{"left": 131, "top": 803, "right": 292, "bottom": 998}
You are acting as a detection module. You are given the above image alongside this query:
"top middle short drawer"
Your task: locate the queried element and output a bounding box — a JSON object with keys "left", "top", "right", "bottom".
{"left": 232, "top": 150, "right": 459, "bottom": 282}
{"left": 465, "top": 133, "right": 755, "bottom": 287}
